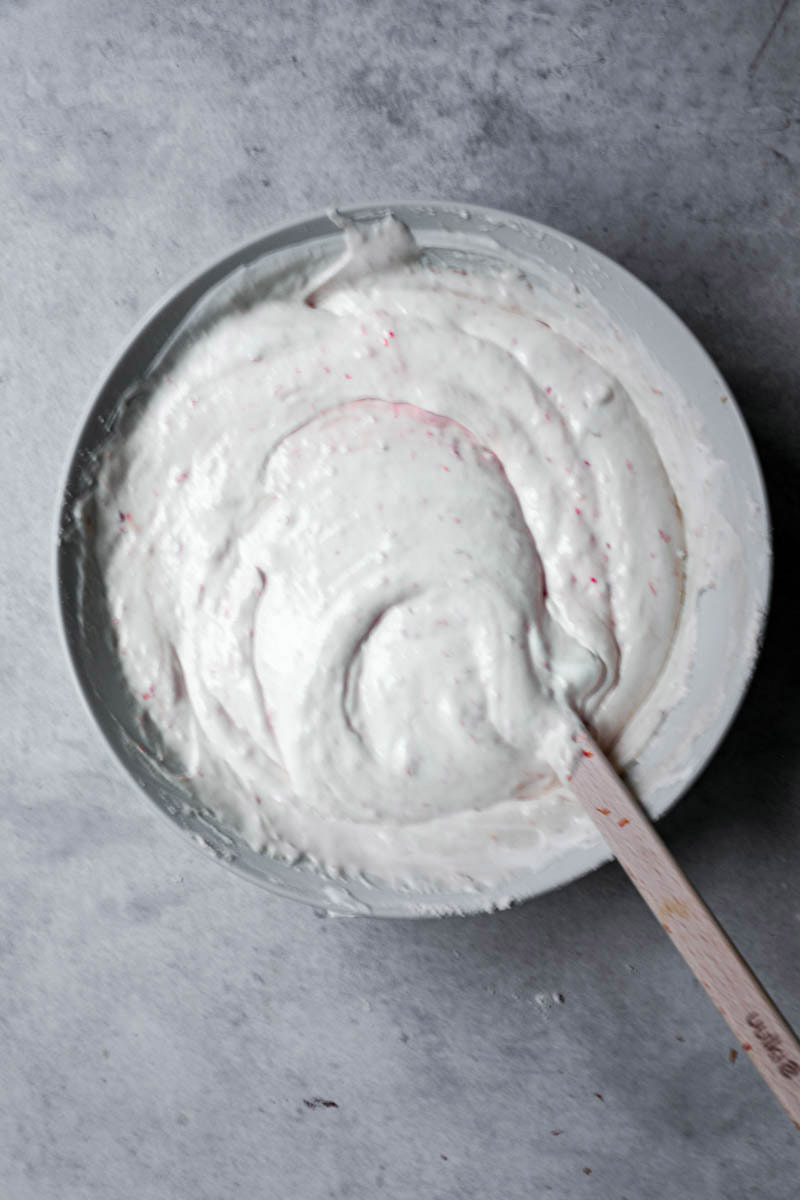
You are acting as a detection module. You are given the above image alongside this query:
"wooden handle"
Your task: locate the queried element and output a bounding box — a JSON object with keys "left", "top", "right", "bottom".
{"left": 569, "top": 730, "right": 800, "bottom": 1128}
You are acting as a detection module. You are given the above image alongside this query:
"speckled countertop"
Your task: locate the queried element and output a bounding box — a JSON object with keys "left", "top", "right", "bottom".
{"left": 2, "top": 2, "right": 799, "bottom": 1196}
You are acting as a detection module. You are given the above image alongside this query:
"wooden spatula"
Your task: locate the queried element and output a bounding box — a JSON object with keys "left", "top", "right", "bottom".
{"left": 568, "top": 727, "right": 800, "bottom": 1128}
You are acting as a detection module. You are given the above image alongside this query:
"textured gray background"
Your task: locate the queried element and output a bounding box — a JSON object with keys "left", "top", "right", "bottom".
{"left": 2, "top": 1, "right": 800, "bottom": 1196}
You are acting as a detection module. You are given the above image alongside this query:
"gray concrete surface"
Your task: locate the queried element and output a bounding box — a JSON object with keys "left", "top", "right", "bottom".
{"left": 2, "top": 1, "right": 799, "bottom": 1196}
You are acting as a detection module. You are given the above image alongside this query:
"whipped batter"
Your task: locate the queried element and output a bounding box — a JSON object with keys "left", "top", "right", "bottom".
{"left": 93, "top": 219, "right": 688, "bottom": 890}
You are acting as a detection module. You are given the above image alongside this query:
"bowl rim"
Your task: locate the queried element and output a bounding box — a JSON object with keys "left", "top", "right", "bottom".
{"left": 54, "top": 198, "right": 772, "bottom": 917}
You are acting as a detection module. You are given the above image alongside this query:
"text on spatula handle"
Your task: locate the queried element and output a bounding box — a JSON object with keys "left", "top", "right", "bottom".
{"left": 746, "top": 1012, "right": 800, "bottom": 1078}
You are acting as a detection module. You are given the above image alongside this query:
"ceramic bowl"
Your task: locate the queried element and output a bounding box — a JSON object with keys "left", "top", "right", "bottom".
{"left": 56, "top": 201, "right": 770, "bottom": 916}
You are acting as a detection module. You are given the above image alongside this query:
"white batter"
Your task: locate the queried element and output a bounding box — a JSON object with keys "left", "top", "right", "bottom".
{"left": 93, "top": 219, "right": 687, "bottom": 890}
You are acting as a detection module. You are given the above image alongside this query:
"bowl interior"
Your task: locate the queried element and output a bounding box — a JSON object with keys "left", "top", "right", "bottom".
{"left": 57, "top": 201, "right": 770, "bottom": 917}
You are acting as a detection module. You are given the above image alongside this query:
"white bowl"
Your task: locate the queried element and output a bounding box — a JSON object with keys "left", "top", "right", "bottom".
{"left": 56, "top": 201, "right": 771, "bottom": 917}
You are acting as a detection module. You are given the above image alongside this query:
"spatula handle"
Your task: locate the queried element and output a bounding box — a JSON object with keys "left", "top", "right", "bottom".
{"left": 570, "top": 731, "right": 800, "bottom": 1128}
